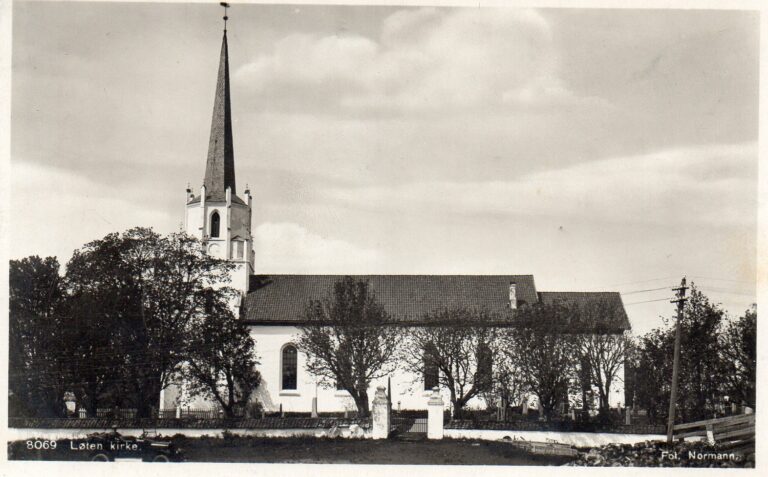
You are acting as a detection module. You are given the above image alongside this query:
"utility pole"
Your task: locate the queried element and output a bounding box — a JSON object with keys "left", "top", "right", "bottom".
{"left": 666, "top": 277, "right": 688, "bottom": 443}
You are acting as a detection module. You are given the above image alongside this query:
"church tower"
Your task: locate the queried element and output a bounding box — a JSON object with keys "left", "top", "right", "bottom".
{"left": 185, "top": 25, "right": 254, "bottom": 299}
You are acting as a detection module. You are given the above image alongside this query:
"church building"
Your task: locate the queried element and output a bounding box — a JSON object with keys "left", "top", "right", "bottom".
{"left": 163, "top": 24, "right": 630, "bottom": 414}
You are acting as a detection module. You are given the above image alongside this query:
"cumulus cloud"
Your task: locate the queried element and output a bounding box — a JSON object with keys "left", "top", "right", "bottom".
{"left": 10, "top": 160, "right": 175, "bottom": 264}
{"left": 234, "top": 7, "right": 584, "bottom": 113}
{"left": 319, "top": 142, "right": 757, "bottom": 228}
{"left": 253, "top": 222, "right": 380, "bottom": 273}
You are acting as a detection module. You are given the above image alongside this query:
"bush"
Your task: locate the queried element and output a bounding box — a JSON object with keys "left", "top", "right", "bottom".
{"left": 244, "top": 401, "right": 264, "bottom": 418}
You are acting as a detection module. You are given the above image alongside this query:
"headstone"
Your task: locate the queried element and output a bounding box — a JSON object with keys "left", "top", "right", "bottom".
{"left": 744, "top": 406, "right": 754, "bottom": 415}
{"left": 371, "top": 386, "right": 390, "bottom": 439}
{"left": 427, "top": 387, "right": 445, "bottom": 440}
{"left": 522, "top": 400, "right": 528, "bottom": 415}
{"left": 311, "top": 397, "right": 318, "bottom": 418}
{"left": 625, "top": 408, "right": 631, "bottom": 425}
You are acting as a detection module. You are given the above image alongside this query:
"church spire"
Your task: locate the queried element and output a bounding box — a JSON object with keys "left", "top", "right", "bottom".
{"left": 203, "top": 15, "right": 236, "bottom": 201}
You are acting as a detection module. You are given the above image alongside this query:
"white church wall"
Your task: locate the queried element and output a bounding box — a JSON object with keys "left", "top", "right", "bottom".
{"left": 164, "top": 323, "right": 626, "bottom": 417}
{"left": 184, "top": 201, "right": 204, "bottom": 239}
{"left": 251, "top": 326, "right": 478, "bottom": 414}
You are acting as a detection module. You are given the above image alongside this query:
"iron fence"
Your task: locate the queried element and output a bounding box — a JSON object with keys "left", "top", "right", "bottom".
{"left": 391, "top": 410, "right": 428, "bottom": 435}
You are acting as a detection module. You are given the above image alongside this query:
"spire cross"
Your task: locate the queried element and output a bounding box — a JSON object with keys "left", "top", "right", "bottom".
{"left": 220, "top": 2, "right": 230, "bottom": 32}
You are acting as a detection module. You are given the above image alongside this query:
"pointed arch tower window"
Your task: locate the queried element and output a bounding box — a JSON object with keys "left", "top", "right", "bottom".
{"left": 210, "top": 211, "right": 221, "bottom": 238}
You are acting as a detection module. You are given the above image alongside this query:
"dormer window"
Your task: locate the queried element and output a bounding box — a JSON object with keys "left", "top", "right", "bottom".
{"left": 210, "top": 211, "right": 221, "bottom": 238}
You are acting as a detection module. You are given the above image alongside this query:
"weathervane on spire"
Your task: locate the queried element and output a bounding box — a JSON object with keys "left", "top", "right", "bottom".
{"left": 220, "top": 2, "right": 230, "bottom": 32}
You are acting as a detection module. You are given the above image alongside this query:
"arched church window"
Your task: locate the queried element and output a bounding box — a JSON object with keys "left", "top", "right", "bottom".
{"left": 281, "top": 344, "right": 298, "bottom": 390}
{"left": 210, "top": 211, "right": 221, "bottom": 238}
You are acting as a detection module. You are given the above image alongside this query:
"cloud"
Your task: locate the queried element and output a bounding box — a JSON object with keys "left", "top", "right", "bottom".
{"left": 10, "top": 160, "right": 175, "bottom": 264}
{"left": 318, "top": 142, "right": 757, "bottom": 228}
{"left": 253, "top": 222, "right": 380, "bottom": 273}
{"left": 234, "top": 7, "right": 585, "bottom": 113}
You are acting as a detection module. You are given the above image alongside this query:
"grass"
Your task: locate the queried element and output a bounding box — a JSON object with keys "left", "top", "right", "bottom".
{"left": 9, "top": 435, "right": 574, "bottom": 465}
{"left": 171, "top": 435, "right": 574, "bottom": 464}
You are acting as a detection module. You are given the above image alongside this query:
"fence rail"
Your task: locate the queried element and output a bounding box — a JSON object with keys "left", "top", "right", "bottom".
{"left": 8, "top": 416, "right": 372, "bottom": 430}
{"left": 672, "top": 413, "right": 755, "bottom": 446}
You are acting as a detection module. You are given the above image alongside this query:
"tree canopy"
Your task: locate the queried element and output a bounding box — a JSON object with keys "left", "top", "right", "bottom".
{"left": 296, "top": 277, "right": 402, "bottom": 417}
{"left": 9, "top": 228, "right": 260, "bottom": 418}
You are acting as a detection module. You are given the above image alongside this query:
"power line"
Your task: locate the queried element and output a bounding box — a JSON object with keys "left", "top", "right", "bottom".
{"left": 620, "top": 286, "right": 671, "bottom": 296}
{"left": 601, "top": 276, "right": 680, "bottom": 289}
{"left": 690, "top": 275, "right": 753, "bottom": 285}
{"left": 695, "top": 286, "right": 755, "bottom": 297}
{"left": 624, "top": 297, "right": 673, "bottom": 306}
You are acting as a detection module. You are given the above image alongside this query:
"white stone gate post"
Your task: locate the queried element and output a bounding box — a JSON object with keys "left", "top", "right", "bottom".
{"left": 427, "top": 387, "right": 444, "bottom": 440}
{"left": 371, "top": 386, "right": 391, "bottom": 439}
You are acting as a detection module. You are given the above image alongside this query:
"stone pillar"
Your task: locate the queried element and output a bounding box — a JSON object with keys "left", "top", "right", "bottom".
{"left": 522, "top": 399, "right": 528, "bottom": 416}
{"left": 427, "top": 387, "right": 444, "bottom": 440}
{"left": 625, "top": 407, "right": 631, "bottom": 425}
{"left": 311, "top": 397, "right": 318, "bottom": 418}
{"left": 371, "top": 386, "right": 391, "bottom": 439}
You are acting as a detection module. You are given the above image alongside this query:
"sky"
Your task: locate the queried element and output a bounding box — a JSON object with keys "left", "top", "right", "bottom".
{"left": 9, "top": 1, "right": 760, "bottom": 335}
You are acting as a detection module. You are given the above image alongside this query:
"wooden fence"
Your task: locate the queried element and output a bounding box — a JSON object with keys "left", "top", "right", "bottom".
{"left": 672, "top": 413, "right": 755, "bottom": 447}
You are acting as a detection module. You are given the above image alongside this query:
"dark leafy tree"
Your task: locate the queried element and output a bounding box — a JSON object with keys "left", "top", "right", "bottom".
{"left": 296, "top": 277, "right": 402, "bottom": 417}
{"left": 629, "top": 285, "right": 736, "bottom": 423}
{"left": 183, "top": 300, "right": 262, "bottom": 417}
{"left": 628, "top": 327, "right": 674, "bottom": 423}
{"left": 63, "top": 227, "right": 236, "bottom": 417}
{"left": 720, "top": 305, "right": 756, "bottom": 409}
{"left": 401, "top": 307, "right": 498, "bottom": 419}
{"left": 677, "top": 285, "right": 728, "bottom": 421}
{"left": 500, "top": 302, "right": 579, "bottom": 421}
{"left": 8, "top": 256, "right": 66, "bottom": 417}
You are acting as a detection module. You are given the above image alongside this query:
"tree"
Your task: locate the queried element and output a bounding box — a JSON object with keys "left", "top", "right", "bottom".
{"left": 296, "top": 277, "right": 402, "bottom": 417}
{"left": 401, "top": 307, "right": 498, "bottom": 419}
{"left": 183, "top": 300, "right": 262, "bottom": 417}
{"left": 481, "top": 354, "right": 525, "bottom": 419}
{"left": 628, "top": 285, "right": 734, "bottom": 423}
{"left": 629, "top": 326, "right": 674, "bottom": 423}
{"left": 720, "top": 305, "right": 756, "bottom": 409}
{"left": 677, "top": 285, "right": 728, "bottom": 421}
{"left": 63, "top": 227, "right": 236, "bottom": 417}
{"left": 500, "top": 302, "right": 579, "bottom": 421}
{"left": 575, "top": 299, "right": 631, "bottom": 420}
{"left": 9, "top": 256, "right": 66, "bottom": 417}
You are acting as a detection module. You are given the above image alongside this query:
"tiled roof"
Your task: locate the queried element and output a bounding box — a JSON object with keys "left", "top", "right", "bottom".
{"left": 242, "top": 274, "right": 537, "bottom": 324}
{"left": 241, "top": 275, "right": 630, "bottom": 332}
{"left": 538, "top": 291, "right": 631, "bottom": 331}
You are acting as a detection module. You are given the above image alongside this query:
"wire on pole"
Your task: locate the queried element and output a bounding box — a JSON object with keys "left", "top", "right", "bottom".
{"left": 666, "top": 277, "right": 688, "bottom": 444}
